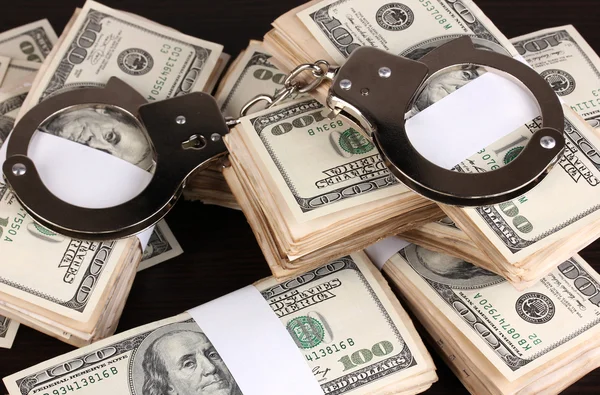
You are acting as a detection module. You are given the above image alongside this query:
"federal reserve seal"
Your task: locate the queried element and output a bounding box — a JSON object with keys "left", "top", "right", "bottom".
{"left": 515, "top": 292, "right": 556, "bottom": 324}
{"left": 117, "top": 48, "right": 154, "bottom": 76}
{"left": 540, "top": 69, "right": 576, "bottom": 96}
{"left": 338, "top": 128, "right": 374, "bottom": 155}
{"left": 286, "top": 316, "right": 325, "bottom": 349}
{"left": 376, "top": 3, "right": 414, "bottom": 31}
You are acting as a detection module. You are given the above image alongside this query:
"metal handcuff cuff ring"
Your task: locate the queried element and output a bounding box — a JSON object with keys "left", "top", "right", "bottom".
{"left": 2, "top": 36, "right": 565, "bottom": 240}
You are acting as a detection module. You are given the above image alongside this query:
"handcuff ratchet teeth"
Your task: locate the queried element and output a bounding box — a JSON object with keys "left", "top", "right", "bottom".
{"left": 2, "top": 36, "right": 565, "bottom": 240}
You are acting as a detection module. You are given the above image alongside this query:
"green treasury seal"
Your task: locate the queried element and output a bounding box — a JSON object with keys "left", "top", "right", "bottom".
{"left": 503, "top": 146, "right": 524, "bottom": 164}
{"left": 286, "top": 316, "right": 325, "bottom": 349}
{"left": 338, "top": 128, "right": 374, "bottom": 155}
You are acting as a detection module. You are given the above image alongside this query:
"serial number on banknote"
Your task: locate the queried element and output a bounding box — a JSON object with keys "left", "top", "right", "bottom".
{"left": 39, "top": 367, "right": 120, "bottom": 395}
{"left": 468, "top": 292, "right": 543, "bottom": 351}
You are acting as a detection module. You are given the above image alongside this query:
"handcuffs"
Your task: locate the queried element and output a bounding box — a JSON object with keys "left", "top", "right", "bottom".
{"left": 2, "top": 37, "right": 565, "bottom": 240}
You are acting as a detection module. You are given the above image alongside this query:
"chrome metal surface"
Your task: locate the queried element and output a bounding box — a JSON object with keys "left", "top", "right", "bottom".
{"left": 378, "top": 67, "right": 392, "bottom": 78}
{"left": 327, "top": 36, "right": 565, "bottom": 206}
{"left": 3, "top": 78, "right": 228, "bottom": 240}
{"left": 11, "top": 163, "right": 26, "bottom": 176}
{"left": 540, "top": 136, "right": 557, "bottom": 149}
{"left": 4, "top": 36, "right": 567, "bottom": 241}
{"left": 339, "top": 79, "right": 352, "bottom": 90}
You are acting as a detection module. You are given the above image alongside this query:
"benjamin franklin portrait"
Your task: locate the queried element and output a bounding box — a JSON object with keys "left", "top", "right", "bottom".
{"left": 415, "top": 245, "right": 497, "bottom": 280}
{"left": 39, "top": 106, "right": 154, "bottom": 171}
{"left": 404, "top": 244, "right": 504, "bottom": 288}
{"left": 413, "top": 65, "right": 485, "bottom": 113}
{"left": 403, "top": 36, "right": 508, "bottom": 115}
{"left": 132, "top": 322, "right": 243, "bottom": 395}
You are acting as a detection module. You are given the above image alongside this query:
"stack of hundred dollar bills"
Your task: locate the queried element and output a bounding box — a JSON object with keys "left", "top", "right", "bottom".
{"left": 2, "top": 0, "right": 600, "bottom": 393}
{"left": 217, "top": 41, "right": 445, "bottom": 279}
{"left": 3, "top": 253, "right": 438, "bottom": 395}
{"left": 0, "top": 0, "right": 242, "bottom": 346}
{"left": 402, "top": 25, "right": 600, "bottom": 289}
{"left": 381, "top": 242, "right": 600, "bottom": 395}
{"left": 188, "top": 41, "right": 444, "bottom": 279}
{"left": 262, "top": 0, "right": 600, "bottom": 290}
{"left": 184, "top": 40, "right": 290, "bottom": 210}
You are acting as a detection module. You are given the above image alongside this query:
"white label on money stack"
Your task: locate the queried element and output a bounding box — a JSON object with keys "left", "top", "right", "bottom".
{"left": 406, "top": 72, "right": 539, "bottom": 168}
{"left": 188, "top": 285, "right": 322, "bottom": 395}
{"left": 0, "top": 133, "right": 154, "bottom": 247}
{"left": 365, "top": 237, "right": 411, "bottom": 270}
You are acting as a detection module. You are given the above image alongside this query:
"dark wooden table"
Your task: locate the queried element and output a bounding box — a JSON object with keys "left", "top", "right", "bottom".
{"left": 1, "top": 0, "right": 599, "bottom": 393}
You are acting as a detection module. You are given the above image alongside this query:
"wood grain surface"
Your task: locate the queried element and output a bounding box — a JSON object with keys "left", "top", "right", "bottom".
{"left": 1, "top": 0, "right": 599, "bottom": 393}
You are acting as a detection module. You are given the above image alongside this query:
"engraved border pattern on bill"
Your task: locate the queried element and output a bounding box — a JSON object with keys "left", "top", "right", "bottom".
{"left": 220, "top": 50, "right": 278, "bottom": 113}
{"left": 475, "top": 116, "right": 600, "bottom": 253}
{"left": 40, "top": 10, "right": 212, "bottom": 101}
{"left": 402, "top": 250, "right": 600, "bottom": 371}
{"left": 261, "top": 256, "right": 417, "bottom": 393}
{"left": 250, "top": 100, "right": 398, "bottom": 213}
{"left": 0, "top": 27, "right": 53, "bottom": 59}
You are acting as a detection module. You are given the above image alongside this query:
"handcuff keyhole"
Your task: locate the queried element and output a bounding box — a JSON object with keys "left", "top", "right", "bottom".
{"left": 182, "top": 134, "right": 207, "bottom": 150}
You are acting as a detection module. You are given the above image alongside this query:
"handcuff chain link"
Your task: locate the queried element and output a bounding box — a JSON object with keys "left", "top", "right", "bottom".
{"left": 228, "top": 60, "right": 335, "bottom": 127}
{"left": 285, "top": 60, "right": 331, "bottom": 94}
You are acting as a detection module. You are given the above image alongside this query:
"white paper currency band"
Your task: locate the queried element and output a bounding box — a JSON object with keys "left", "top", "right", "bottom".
{"left": 406, "top": 54, "right": 562, "bottom": 169}
{"left": 363, "top": 55, "right": 562, "bottom": 269}
{"left": 187, "top": 285, "right": 323, "bottom": 395}
{"left": 365, "top": 237, "right": 411, "bottom": 270}
{"left": 0, "top": 134, "right": 154, "bottom": 247}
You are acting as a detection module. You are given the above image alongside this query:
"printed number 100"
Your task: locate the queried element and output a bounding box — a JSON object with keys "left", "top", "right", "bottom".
{"left": 338, "top": 340, "right": 394, "bottom": 371}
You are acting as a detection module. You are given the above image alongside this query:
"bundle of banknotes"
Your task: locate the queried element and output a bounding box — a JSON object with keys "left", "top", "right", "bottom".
{"left": 260, "top": 0, "right": 600, "bottom": 289}
{"left": 185, "top": 39, "right": 444, "bottom": 279}
{"left": 374, "top": 241, "right": 600, "bottom": 395}
{"left": 1, "top": 0, "right": 600, "bottom": 393}
{"left": 3, "top": 253, "right": 439, "bottom": 395}
{"left": 402, "top": 25, "right": 600, "bottom": 289}
{"left": 0, "top": 2, "right": 233, "bottom": 347}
